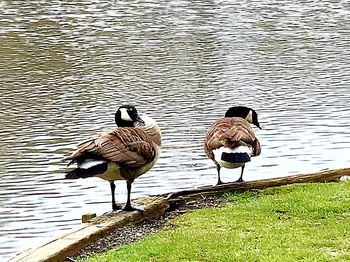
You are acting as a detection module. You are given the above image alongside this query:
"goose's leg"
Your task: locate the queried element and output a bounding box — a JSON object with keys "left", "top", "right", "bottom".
{"left": 216, "top": 164, "right": 224, "bottom": 185}
{"left": 123, "top": 181, "right": 133, "bottom": 211}
{"left": 110, "top": 181, "right": 121, "bottom": 211}
{"left": 123, "top": 180, "right": 145, "bottom": 212}
{"left": 236, "top": 164, "right": 245, "bottom": 182}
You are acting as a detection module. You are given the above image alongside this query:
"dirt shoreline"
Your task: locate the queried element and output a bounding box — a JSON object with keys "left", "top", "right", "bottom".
{"left": 67, "top": 195, "right": 224, "bottom": 261}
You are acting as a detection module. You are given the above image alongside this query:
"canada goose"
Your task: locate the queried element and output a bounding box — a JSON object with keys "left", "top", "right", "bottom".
{"left": 204, "top": 106, "right": 261, "bottom": 185}
{"left": 65, "top": 105, "right": 162, "bottom": 211}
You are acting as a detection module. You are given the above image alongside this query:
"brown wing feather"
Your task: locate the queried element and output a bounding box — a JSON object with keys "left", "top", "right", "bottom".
{"left": 204, "top": 117, "right": 261, "bottom": 160}
{"left": 67, "top": 128, "right": 157, "bottom": 168}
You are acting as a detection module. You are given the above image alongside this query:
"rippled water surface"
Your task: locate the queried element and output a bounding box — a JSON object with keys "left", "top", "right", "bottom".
{"left": 0, "top": 1, "right": 349, "bottom": 260}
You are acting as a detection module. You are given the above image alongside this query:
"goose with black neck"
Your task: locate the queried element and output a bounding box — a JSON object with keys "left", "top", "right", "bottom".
{"left": 65, "top": 105, "right": 162, "bottom": 211}
{"left": 204, "top": 106, "right": 261, "bottom": 185}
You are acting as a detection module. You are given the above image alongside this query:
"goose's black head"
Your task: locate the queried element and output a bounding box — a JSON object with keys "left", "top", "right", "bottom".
{"left": 224, "top": 106, "right": 262, "bottom": 129}
{"left": 115, "top": 105, "right": 145, "bottom": 127}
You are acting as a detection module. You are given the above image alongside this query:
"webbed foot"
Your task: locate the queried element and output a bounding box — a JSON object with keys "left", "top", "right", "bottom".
{"left": 122, "top": 203, "right": 146, "bottom": 213}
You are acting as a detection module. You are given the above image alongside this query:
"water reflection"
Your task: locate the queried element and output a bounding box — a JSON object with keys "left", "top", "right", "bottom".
{"left": 0, "top": 1, "right": 349, "bottom": 261}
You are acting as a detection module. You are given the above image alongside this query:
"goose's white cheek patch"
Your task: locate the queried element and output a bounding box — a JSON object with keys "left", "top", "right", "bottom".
{"left": 120, "top": 108, "right": 133, "bottom": 121}
{"left": 246, "top": 110, "right": 253, "bottom": 123}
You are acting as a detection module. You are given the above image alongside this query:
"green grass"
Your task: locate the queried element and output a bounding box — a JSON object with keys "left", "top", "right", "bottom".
{"left": 84, "top": 182, "right": 350, "bottom": 262}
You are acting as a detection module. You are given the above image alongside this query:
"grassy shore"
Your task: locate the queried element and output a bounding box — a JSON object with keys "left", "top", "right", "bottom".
{"left": 83, "top": 181, "right": 350, "bottom": 262}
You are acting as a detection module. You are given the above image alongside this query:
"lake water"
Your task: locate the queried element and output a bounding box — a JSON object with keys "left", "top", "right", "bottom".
{"left": 0, "top": 1, "right": 349, "bottom": 260}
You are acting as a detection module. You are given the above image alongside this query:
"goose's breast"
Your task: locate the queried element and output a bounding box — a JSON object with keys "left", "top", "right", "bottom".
{"left": 134, "top": 161, "right": 156, "bottom": 177}
{"left": 129, "top": 147, "right": 160, "bottom": 179}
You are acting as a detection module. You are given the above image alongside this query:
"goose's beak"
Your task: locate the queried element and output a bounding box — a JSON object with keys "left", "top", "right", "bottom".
{"left": 135, "top": 114, "right": 145, "bottom": 126}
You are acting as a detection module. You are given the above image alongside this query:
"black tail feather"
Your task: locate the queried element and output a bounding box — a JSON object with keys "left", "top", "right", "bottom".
{"left": 65, "top": 162, "right": 108, "bottom": 179}
{"left": 221, "top": 152, "right": 251, "bottom": 163}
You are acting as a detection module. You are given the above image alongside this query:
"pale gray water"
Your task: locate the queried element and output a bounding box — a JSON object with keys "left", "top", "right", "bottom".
{"left": 0, "top": 1, "right": 349, "bottom": 260}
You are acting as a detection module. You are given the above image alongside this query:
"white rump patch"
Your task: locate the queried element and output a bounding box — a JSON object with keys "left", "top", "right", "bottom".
{"left": 120, "top": 108, "right": 133, "bottom": 121}
{"left": 78, "top": 159, "right": 106, "bottom": 169}
{"left": 213, "top": 146, "right": 252, "bottom": 168}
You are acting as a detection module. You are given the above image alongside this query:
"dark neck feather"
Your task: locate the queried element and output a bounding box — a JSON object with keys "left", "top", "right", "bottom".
{"left": 115, "top": 119, "right": 134, "bottom": 127}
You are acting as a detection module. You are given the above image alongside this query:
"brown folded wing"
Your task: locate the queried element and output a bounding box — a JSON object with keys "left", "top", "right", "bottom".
{"left": 67, "top": 128, "right": 157, "bottom": 168}
{"left": 204, "top": 117, "right": 261, "bottom": 160}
